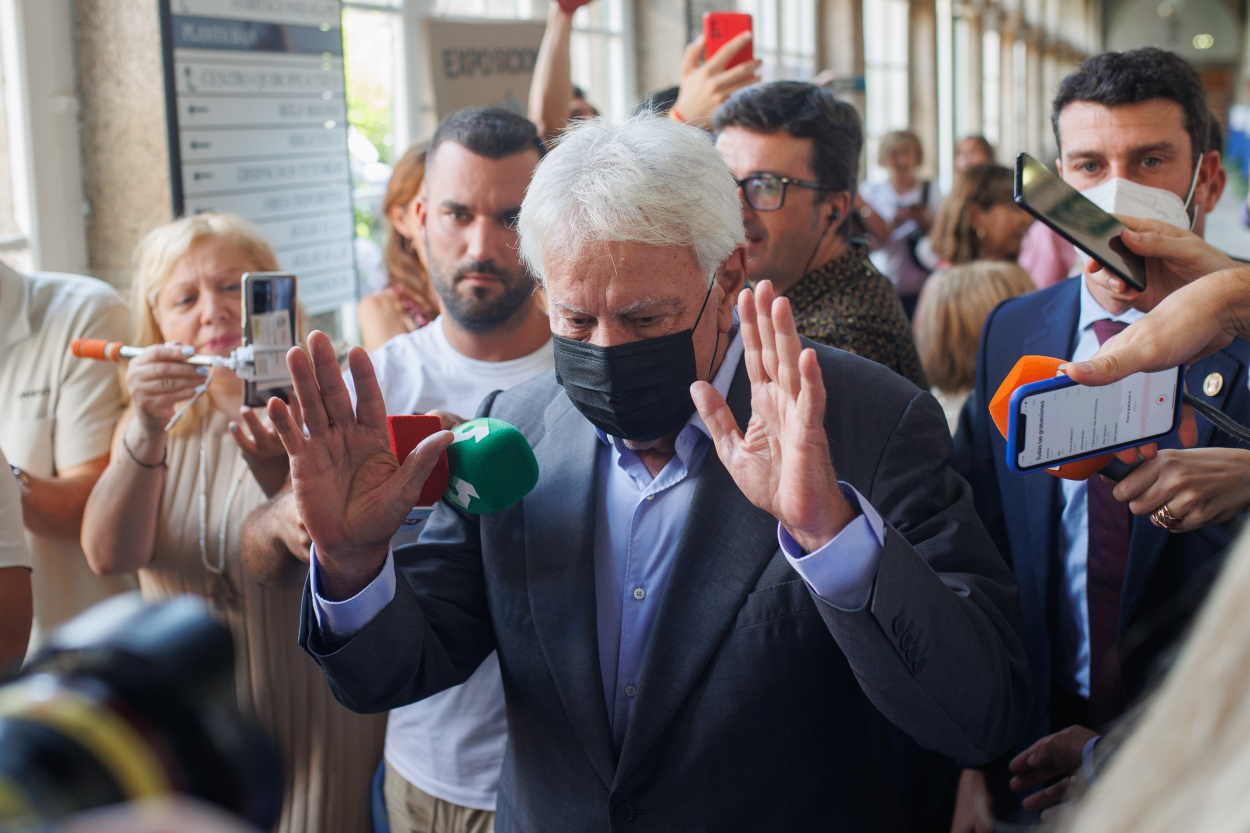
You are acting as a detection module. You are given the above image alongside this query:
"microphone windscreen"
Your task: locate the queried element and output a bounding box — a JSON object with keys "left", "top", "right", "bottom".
{"left": 71, "top": 339, "right": 119, "bottom": 360}
{"left": 445, "top": 417, "right": 538, "bottom": 514}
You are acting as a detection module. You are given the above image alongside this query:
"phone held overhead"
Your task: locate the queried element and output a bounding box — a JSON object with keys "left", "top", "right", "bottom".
{"left": 1014, "top": 152, "right": 1148, "bottom": 291}
{"left": 703, "top": 11, "right": 753, "bottom": 68}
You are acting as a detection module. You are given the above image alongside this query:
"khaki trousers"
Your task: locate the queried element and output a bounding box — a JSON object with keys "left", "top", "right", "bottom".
{"left": 383, "top": 761, "right": 495, "bottom": 833}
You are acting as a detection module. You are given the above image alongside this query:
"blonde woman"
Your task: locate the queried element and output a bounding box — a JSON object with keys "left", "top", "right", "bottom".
{"left": 80, "top": 213, "right": 384, "bottom": 833}
{"left": 912, "top": 261, "right": 1035, "bottom": 432}
{"left": 1060, "top": 524, "right": 1250, "bottom": 833}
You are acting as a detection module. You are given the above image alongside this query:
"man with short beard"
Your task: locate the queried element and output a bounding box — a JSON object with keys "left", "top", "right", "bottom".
{"left": 243, "top": 107, "right": 551, "bottom": 833}
{"left": 353, "top": 108, "right": 552, "bottom": 832}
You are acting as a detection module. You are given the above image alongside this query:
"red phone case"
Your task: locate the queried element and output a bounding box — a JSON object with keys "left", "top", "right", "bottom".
{"left": 703, "top": 12, "right": 753, "bottom": 69}
{"left": 387, "top": 415, "right": 451, "bottom": 507}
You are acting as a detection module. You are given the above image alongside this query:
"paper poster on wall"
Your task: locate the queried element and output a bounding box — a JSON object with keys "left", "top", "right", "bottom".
{"left": 159, "top": 0, "right": 356, "bottom": 315}
{"left": 423, "top": 18, "right": 546, "bottom": 120}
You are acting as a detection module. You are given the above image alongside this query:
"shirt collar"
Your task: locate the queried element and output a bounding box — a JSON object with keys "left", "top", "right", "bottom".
{"left": 1077, "top": 273, "right": 1145, "bottom": 334}
{"left": 0, "top": 263, "right": 32, "bottom": 348}
{"left": 593, "top": 327, "right": 745, "bottom": 447}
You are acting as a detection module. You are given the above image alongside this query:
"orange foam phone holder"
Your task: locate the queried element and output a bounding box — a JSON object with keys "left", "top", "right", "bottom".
{"left": 989, "top": 355, "right": 1111, "bottom": 481}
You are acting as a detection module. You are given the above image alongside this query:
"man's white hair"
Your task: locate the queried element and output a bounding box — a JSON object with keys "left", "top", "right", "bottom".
{"left": 518, "top": 114, "right": 745, "bottom": 283}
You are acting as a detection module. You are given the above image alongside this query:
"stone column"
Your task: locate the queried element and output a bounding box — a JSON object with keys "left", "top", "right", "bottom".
{"left": 75, "top": 1, "right": 172, "bottom": 291}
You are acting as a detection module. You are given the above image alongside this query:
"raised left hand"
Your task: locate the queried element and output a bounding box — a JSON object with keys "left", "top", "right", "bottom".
{"left": 230, "top": 403, "right": 297, "bottom": 498}
{"left": 1009, "top": 724, "right": 1097, "bottom": 813}
{"left": 691, "top": 280, "right": 856, "bottom": 552}
{"left": 1112, "top": 447, "right": 1250, "bottom": 532}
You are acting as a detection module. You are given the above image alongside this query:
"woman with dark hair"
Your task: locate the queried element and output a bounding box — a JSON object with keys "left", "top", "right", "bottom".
{"left": 930, "top": 164, "right": 1034, "bottom": 267}
{"left": 357, "top": 145, "right": 440, "bottom": 351}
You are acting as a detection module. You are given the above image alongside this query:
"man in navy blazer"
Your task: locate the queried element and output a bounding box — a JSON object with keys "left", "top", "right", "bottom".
{"left": 953, "top": 47, "right": 1250, "bottom": 821}
{"left": 273, "top": 114, "right": 1033, "bottom": 832}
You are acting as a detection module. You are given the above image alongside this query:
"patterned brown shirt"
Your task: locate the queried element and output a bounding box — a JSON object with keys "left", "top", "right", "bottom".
{"left": 783, "top": 245, "right": 928, "bottom": 389}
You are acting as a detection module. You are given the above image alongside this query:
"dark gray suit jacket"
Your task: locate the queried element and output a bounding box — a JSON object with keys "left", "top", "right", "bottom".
{"left": 301, "top": 342, "right": 1031, "bottom": 832}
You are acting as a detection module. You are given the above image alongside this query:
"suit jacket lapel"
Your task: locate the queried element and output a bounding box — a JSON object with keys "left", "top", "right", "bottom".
{"left": 613, "top": 361, "right": 779, "bottom": 784}
{"left": 523, "top": 393, "right": 617, "bottom": 788}
{"left": 1121, "top": 348, "right": 1243, "bottom": 623}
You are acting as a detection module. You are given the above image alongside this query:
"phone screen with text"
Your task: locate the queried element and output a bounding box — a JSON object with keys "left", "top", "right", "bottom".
{"left": 1015, "top": 368, "right": 1179, "bottom": 469}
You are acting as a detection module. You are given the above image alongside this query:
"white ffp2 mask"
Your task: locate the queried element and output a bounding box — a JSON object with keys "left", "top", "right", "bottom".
{"left": 1079, "top": 165, "right": 1200, "bottom": 232}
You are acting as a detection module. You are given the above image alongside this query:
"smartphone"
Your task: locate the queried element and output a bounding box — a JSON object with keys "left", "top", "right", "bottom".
{"left": 1006, "top": 367, "right": 1182, "bottom": 473}
{"left": 386, "top": 415, "right": 451, "bottom": 508}
{"left": 241, "top": 272, "right": 297, "bottom": 408}
{"left": 1013, "top": 153, "right": 1148, "bottom": 291}
{"left": 703, "top": 12, "right": 753, "bottom": 69}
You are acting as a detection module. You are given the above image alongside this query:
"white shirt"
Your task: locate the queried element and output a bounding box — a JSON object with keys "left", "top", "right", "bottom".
{"left": 1056, "top": 277, "right": 1144, "bottom": 698}
{"left": 0, "top": 265, "right": 136, "bottom": 650}
{"left": 344, "top": 316, "right": 553, "bottom": 811}
{"left": 860, "top": 178, "right": 943, "bottom": 297}
{"left": 0, "top": 448, "right": 31, "bottom": 571}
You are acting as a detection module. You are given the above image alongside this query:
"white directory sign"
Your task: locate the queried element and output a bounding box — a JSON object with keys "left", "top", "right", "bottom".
{"left": 160, "top": 0, "right": 356, "bottom": 314}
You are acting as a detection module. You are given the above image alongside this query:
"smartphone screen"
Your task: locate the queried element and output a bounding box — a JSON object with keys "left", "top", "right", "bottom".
{"left": 1014, "top": 152, "right": 1148, "bottom": 291}
{"left": 1012, "top": 367, "right": 1180, "bottom": 470}
{"left": 241, "top": 272, "right": 297, "bottom": 408}
{"left": 703, "top": 12, "right": 753, "bottom": 69}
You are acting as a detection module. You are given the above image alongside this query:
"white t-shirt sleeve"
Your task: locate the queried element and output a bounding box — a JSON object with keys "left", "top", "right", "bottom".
{"left": 54, "top": 287, "right": 129, "bottom": 471}
{"left": 0, "top": 450, "right": 31, "bottom": 570}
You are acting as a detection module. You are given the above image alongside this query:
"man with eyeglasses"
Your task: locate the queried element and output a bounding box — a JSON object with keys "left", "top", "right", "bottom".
{"left": 713, "top": 81, "right": 926, "bottom": 388}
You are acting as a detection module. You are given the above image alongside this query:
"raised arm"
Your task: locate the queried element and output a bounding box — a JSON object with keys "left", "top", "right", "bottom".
{"left": 81, "top": 344, "right": 206, "bottom": 575}
{"left": 528, "top": 2, "right": 583, "bottom": 141}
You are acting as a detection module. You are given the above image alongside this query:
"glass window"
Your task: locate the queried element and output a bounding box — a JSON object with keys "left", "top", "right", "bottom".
{"left": 0, "top": 7, "right": 28, "bottom": 272}
{"left": 982, "top": 28, "right": 1001, "bottom": 148}
{"left": 863, "top": 0, "right": 910, "bottom": 181}
{"left": 736, "top": 0, "right": 815, "bottom": 82}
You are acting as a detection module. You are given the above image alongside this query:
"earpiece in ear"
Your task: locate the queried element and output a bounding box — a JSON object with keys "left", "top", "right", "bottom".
{"left": 828, "top": 209, "right": 839, "bottom": 223}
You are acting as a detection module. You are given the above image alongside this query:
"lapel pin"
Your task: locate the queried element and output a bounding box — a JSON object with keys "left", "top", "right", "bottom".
{"left": 1203, "top": 372, "right": 1224, "bottom": 397}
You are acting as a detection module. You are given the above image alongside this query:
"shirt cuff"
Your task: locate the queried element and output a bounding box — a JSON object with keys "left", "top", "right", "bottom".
{"left": 1081, "top": 734, "right": 1103, "bottom": 780}
{"left": 779, "top": 482, "right": 886, "bottom": 611}
{"left": 309, "top": 543, "right": 397, "bottom": 639}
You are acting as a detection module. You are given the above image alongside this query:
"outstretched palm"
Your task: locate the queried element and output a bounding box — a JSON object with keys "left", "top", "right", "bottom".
{"left": 692, "top": 281, "right": 854, "bottom": 553}
{"left": 267, "top": 331, "right": 451, "bottom": 597}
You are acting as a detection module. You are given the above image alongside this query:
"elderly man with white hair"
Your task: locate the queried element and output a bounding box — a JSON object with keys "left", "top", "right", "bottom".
{"left": 276, "top": 115, "right": 1031, "bottom": 831}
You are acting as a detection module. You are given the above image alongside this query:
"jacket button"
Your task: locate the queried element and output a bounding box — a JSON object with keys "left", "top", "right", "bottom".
{"left": 619, "top": 802, "right": 638, "bottom": 822}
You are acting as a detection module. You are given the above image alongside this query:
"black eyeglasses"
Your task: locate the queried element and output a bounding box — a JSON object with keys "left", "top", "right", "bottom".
{"left": 735, "top": 173, "right": 830, "bottom": 211}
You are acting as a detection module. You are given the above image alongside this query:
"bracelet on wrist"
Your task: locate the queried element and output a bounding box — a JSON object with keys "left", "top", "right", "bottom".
{"left": 122, "top": 433, "right": 167, "bottom": 469}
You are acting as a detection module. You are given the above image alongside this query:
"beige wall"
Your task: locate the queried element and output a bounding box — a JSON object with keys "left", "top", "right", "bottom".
{"left": 75, "top": 0, "right": 172, "bottom": 292}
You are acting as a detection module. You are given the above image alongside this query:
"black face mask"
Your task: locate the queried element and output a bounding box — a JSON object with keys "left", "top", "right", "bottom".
{"left": 554, "top": 280, "right": 718, "bottom": 442}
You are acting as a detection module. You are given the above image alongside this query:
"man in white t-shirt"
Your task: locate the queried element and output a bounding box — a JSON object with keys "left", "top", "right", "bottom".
{"left": 248, "top": 108, "right": 551, "bottom": 833}
{"left": 360, "top": 108, "right": 553, "bottom": 833}
{"left": 0, "top": 265, "right": 136, "bottom": 654}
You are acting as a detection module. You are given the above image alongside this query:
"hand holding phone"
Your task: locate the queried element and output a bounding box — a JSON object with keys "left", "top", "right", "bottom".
{"left": 672, "top": 14, "right": 759, "bottom": 126}
{"left": 1006, "top": 367, "right": 1182, "bottom": 473}
{"left": 1014, "top": 153, "right": 1148, "bottom": 291}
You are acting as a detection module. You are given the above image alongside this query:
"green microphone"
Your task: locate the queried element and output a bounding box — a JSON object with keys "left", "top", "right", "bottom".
{"left": 444, "top": 417, "right": 539, "bottom": 514}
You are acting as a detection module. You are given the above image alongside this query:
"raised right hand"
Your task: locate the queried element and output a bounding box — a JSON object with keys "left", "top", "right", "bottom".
{"left": 267, "top": 331, "right": 453, "bottom": 599}
{"left": 125, "top": 344, "right": 206, "bottom": 434}
{"left": 670, "top": 32, "right": 761, "bottom": 127}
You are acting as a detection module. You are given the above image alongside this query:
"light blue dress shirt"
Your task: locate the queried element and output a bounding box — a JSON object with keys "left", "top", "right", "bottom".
{"left": 310, "top": 332, "right": 887, "bottom": 742}
{"left": 1056, "top": 277, "right": 1144, "bottom": 698}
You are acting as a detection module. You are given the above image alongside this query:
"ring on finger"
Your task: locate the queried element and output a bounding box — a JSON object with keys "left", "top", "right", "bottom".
{"left": 1150, "top": 503, "right": 1181, "bottom": 532}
